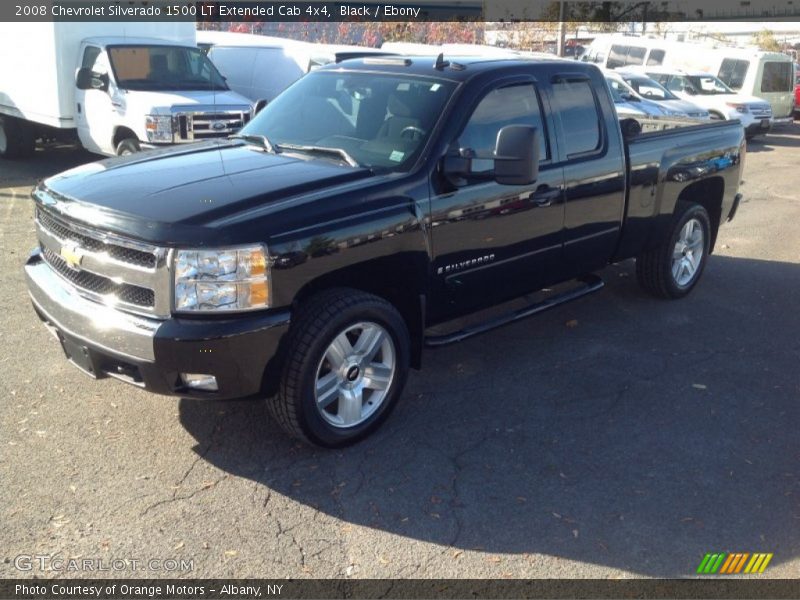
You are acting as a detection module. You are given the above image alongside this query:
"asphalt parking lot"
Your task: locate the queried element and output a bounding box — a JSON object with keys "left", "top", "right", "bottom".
{"left": 1, "top": 129, "right": 798, "bottom": 580}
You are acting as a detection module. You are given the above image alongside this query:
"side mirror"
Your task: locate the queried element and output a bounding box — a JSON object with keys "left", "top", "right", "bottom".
{"left": 76, "top": 67, "right": 93, "bottom": 90}
{"left": 76, "top": 67, "right": 109, "bottom": 92}
{"left": 683, "top": 86, "right": 697, "bottom": 95}
{"left": 254, "top": 99, "right": 268, "bottom": 114}
{"left": 494, "top": 125, "right": 539, "bottom": 186}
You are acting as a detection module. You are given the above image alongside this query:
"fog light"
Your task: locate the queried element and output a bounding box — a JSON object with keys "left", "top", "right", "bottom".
{"left": 181, "top": 373, "right": 218, "bottom": 391}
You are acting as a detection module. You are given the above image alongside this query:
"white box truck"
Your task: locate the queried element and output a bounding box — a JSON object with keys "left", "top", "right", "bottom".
{"left": 0, "top": 22, "right": 254, "bottom": 158}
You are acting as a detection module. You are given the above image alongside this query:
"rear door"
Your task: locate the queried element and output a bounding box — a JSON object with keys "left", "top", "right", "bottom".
{"left": 548, "top": 72, "right": 626, "bottom": 278}
{"left": 428, "top": 74, "right": 565, "bottom": 319}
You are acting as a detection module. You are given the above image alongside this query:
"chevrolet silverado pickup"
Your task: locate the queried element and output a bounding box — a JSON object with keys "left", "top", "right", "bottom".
{"left": 25, "top": 56, "right": 745, "bottom": 447}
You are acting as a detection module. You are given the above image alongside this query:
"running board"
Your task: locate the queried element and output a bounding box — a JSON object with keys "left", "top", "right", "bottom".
{"left": 424, "top": 274, "right": 604, "bottom": 348}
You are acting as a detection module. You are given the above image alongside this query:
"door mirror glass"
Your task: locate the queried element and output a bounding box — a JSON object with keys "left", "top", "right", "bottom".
{"left": 494, "top": 125, "right": 539, "bottom": 186}
{"left": 76, "top": 67, "right": 109, "bottom": 92}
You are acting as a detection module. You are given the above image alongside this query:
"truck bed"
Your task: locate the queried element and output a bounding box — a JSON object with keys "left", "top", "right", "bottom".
{"left": 613, "top": 118, "right": 746, "bottom": 261}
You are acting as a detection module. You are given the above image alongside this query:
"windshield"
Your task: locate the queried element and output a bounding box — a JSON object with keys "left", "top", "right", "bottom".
{"left": 240, "top": 71, "right": 456, "bottom": 170}
{"left": 623, "top": 75, "right": 678, "bottom": 100}
{"left": 686, "top": 75, "right": 734, "bottom": 95}
{"left": 108, "top": 45, "right": 229, "bottom": 91}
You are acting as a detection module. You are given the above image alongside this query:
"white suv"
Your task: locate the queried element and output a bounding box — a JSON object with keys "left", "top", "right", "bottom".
{"left": 633, "top": 66, "right": 773, "bottom": 139}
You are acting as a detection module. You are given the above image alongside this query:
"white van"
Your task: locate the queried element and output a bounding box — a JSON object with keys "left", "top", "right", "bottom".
{"left": 199, "top": 31, "right": 393, "bottom": 107}
{"left": 703, "top": 49, "right": 794, "bottom": 122}
{"left": 0, "top": 22, "right": 253, "bottom": 158}
{"left": 582, "top": 34, "right": 794, "bottom": 121}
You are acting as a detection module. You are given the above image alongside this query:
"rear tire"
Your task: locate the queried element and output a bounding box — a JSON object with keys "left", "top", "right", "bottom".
{"left": 115, "top": 138, "right": 140, "bottom": 156}
{"left": 636, "top": 202, "right": 711, "bottom": 299}
{"left": 0, "top": 115, "right": 36, "bottom": 159}
{"left": 267, "top": 288, "right": 411, "bottom": 447}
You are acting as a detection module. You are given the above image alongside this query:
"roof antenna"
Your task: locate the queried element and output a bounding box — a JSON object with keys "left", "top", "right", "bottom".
{"left": 434, "top": 52, "right": 450, "bottom": 70}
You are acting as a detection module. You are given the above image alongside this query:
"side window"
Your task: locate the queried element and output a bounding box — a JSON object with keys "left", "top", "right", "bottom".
{"left": 761, "top": 61, "right": 792, "bottom": 92}
{"left": 665, "top": 76, "right": 685, "bottom": 92}
{"left": 647, "top": 49, "right": 665, "bottom": 66}
{"left": 81, "top": 46, "right": 102, "bottom": 71}
{"left": 551, "top": 80, "right": 602, "bottom": 158}
{"left": 608, "top": 45, "right": 627, "bottom": 69}
{"left": 457, "top": 83, "right": 548, "bottom": 176}
{"left": 626, "top": 46, "right": 646, "bottom": 66}
{"left": 718, "top": 58, "right": 749, "bottom": 90}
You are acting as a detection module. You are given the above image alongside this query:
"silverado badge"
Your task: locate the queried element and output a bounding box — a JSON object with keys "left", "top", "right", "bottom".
{"left": 59, "top": 243, "right": 84, "bottom": 269}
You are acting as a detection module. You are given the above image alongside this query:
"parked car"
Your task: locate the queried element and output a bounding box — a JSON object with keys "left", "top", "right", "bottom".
{"left": 581, "top": 33, "right": 794, "bottom": 122}
{"left": 615, "top": 69, "right": 710, "bottom": 119}
{"left": 25, "top": 56, "right": 744, "bottom": 447}
{"left": 0, "top": 22, "right": 253, "bottom": 158}
{"left": 603, "top": 71, "right": 674, "bottom": 118}
{"left": 794, "top": 63, "right": 800, "bottom": 118}
{"left": 637, "top": 66, "right": 773, "bottom": 139}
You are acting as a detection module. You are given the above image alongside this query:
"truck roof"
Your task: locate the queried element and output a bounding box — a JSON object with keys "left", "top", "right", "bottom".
{"left": 83, "top": 36, "right": 194, "bottom": 48}
{"left": 322, "top": 54, "right": 582, "bottom": 81}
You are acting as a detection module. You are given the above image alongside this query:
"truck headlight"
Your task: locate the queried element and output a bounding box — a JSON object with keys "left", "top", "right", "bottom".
{"left": 145, "top": 115, "right": 174, "bottom": 143}
{"left": 173, "top": 245, "right": 270, "bottom": 312}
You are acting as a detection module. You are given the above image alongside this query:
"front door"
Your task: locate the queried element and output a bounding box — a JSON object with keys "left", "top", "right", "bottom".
{"left": 428, "top": 80, "right": 565, "bottom": 321}
{"left": 75, "top": 45, "right": 116, "bottom": 155}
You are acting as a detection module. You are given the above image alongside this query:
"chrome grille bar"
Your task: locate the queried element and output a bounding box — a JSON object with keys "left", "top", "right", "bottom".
{"left": 34, "top": 202, "right": 172, "bottom": 319}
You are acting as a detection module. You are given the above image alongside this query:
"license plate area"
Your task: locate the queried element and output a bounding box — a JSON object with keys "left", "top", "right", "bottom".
{"left": 58, "top": 333, "right": 97, "bottom": 378}
{"left": 761, "top": 119, "right": 770, "bottom": 128}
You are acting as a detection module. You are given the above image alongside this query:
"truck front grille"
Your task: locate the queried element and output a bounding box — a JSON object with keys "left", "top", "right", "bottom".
{"left": 37, "top": 209, "right": 156, "bottom": 268}
{"left": 33, "top": 196, "right": 171, "bottom": 319}
{"left": 175, "top": 110, "right": 251, "bottom": 141}
{"left": 41, "top": 247, "right": 155, "bottom": 308}
{"left": 750, "top": 104, "right": 772, "bottom": 118}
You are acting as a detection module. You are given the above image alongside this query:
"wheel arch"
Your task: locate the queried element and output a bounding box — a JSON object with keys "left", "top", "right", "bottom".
{"left": 290, "top": 256, "right": 427, "bottom": 371}
{"left": 675, "top": 176, "right": 725, "bottom": 252}
{"left": 112, "top": 126, "right": 138, "bottom": 148}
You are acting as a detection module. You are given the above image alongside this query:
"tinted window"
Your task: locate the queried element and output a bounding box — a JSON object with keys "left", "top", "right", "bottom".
{"left": 647, "top": 49, "right": 665, "bottom": 66}
{"left": 718, "top": 58, "right": 749, "bottom": 90}
{"left": 246, "top": 71, "right": 455, "bottom": 171}
{"left": 552, "top": 80, "right": 602, "bottom": 157}
{"left": 608, "top": 45, "right": 627, "bottom": 69}
{"left": 458, "top": 83, "right": 548, "bottom": 174}
{"left": 761, "top": 61, "right": 793, "bottom": 92}
{"left": 626, "top": 46, "right": 646, "bottom": 66}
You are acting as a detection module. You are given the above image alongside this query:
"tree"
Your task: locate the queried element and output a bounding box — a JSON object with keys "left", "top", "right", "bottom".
{"left": 751, "top": 29, "right": 782, "bottom": 52}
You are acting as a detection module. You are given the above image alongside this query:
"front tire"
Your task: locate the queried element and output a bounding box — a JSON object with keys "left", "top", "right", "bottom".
{"left": 115, "top": 137, "right": 141, "bottom": 156}
{"left": 268, "top": 289, "right": 411, "bottom": 447}
{"left": 636, "top": 202, "right": 711, "bottom": 299}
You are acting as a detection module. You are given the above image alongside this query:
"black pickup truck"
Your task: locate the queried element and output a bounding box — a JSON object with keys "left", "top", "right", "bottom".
{"left": 25, "top": 56, "right": 744, "bottom": 447}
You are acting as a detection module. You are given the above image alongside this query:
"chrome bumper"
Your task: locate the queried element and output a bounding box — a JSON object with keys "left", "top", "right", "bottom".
{"left": 25, "top": 249, "right": 158, "bottom": 362}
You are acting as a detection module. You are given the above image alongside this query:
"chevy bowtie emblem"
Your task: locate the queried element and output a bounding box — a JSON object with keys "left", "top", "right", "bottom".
{"left": 60, "top": 244, "right": 84, "bottom": 269}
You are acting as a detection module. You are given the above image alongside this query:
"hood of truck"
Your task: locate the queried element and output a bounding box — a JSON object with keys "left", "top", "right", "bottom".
{"left": 122, "top": 89, "right": 252, "bottom": 114}
{"left": 40, "top": 140, "right": 373, "bottom": 240}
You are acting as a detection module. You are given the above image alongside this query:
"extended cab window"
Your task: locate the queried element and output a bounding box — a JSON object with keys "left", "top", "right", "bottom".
{"left": 551, "top": 80, "right": 602, "bottom": 158}
{"left": 457, "top": 83, "right": 548, "bottom": 175}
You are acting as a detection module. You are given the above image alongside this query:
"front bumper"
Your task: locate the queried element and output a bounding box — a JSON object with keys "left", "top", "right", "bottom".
{"left": 744, "top": 120, "right": 772, "bottom": 136}
{"left": 25, "top": 249, "right": 291, "bottom": 400}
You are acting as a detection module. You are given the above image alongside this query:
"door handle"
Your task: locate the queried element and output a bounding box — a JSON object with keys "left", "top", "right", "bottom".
{"left": 532, "top": 188, "right": 561, "bottom": 207}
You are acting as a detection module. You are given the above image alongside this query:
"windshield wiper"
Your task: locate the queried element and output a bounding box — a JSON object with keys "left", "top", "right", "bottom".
{"left": 229, "top": 133, "right": 278, "bottom": 154}
{"left": 278, "top": 144, "right": 360, "bottom": 168}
